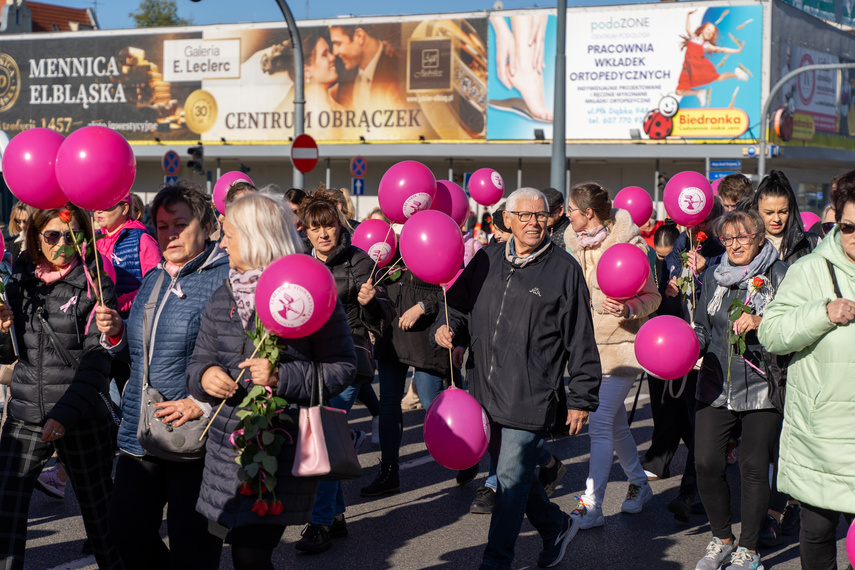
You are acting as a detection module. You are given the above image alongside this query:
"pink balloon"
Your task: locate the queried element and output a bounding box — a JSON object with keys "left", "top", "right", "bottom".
{"left": 847, "top": 519, "right": 855, "bottom": 566}
{"left": 255, "top": 254, "right": 338, "bottom": 339}
{"left": 432, "top": 181, "right": 470, "bottom": 228}
{"left": 613, "top": 186, "right": 654, "bottom": 228}
{"left": 1, "top": 128, "right": 68, "bottom": 209}
{"left": 213, "top": 171, "right": 255, "bottom": 215}
{"left": 55, "top": 126, "right": 136, "bottom": 211}
{"left": 378, "top": 161, "right": 436, "bottom": 224}
{"left": 596, "top": 243, "right": 650, "bottom": 300}
{"left": 800, "top": 211, "right": 820, "bottom": 230}
{"left": 663, "top": 171, "right": 714, "bottom": 227}
{"left": 711, "top": 178, "right": 721, "bottom": 196}
{"left": 0, "top": 232, "right": 5, "bottom": 256}
{"left": 352, "top": 218, "right": 398, "bottom": 267}
{"left": 468, "top": 168, "right": 504, "bottom": 206}
{"left": 399, "top": 210, "right": 464, "bottom": 285}
{"left": 424, "top": 386, "right": 490, "bottom": 470}
{"left": 635, "top": 316, "right": 700, "bottom": 380}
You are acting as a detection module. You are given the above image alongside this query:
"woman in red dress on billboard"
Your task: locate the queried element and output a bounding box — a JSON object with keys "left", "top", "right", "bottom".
{"left": 676, "top": 10, "right": 749, "bottom": 107}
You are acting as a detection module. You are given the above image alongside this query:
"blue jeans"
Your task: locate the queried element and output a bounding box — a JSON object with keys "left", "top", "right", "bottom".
{"left": 485, "top": 445, "right": 552, "bottom": 491}
{"left": 377, "top": 359, "right": 444, "bottom": 466}
{"left": 481, "top": 421, "right": 565, "bottom": 570}
{"left": 310, "top": 384, "right": 360, "bottom": 525}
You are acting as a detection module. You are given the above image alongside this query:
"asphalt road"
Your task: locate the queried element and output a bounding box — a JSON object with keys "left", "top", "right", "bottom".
{"left": 10, "top": 379, "right": 853, "bottom": 570}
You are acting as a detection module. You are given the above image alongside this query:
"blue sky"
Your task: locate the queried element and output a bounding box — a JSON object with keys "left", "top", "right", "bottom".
{"left": 52, "top": 0, "right": 651, "bottom": 29}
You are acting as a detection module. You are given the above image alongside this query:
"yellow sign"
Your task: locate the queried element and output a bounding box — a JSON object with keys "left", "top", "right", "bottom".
{"left": 184, "top": 89, "right": 217, "bottom": 134}
{"left": 670, "top": 109, "right": 749, "bottom": 138}
{"left": 791, "top": 112, "right": 815, "bottom": 141}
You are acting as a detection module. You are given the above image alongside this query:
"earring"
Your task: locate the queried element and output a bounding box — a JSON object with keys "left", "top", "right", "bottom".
{"left": 306, "top": 72, "right": 312, "bottom": 83}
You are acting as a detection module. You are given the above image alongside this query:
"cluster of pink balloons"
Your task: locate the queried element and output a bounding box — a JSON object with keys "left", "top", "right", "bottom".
{"left": 635, "top": 316, "right": 700, "bottom": 380}
{"left": 255, "top": 254, "right": 338, "bottom": 339}
{"left": 424, "top": 386, "right": 490, "bottom": 470}
{"left": 663, "top": 171, "right": 714, "bottom": 227}
{"left": 2, "top": 126, "right": 136, "bottom": 212}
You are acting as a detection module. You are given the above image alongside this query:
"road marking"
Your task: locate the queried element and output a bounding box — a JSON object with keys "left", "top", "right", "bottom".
{"left": 625, "top": 393, "right": 650, "bottom": 405}
{"left": 47, "top": 556, "right": 95, "bottom": 570}
{"left": 399, "top": 455, "right": 435, "bottom": 471}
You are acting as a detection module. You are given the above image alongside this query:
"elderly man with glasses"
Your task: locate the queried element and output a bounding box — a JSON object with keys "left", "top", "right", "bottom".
{"left": 434, "top": 187, "right": 601, "bottom": 569}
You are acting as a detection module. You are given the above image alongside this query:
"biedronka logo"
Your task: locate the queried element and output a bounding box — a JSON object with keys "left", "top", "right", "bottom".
{"left": 0, "top": 53, "right": 21, "bottom": 113}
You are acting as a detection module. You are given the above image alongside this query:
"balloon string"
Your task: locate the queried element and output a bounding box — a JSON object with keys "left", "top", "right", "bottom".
{"left": 90, "top": 215, "right": 105, "bottom": 306}
{"left": 374, "top": 264, "right": 407, "bottom": 286}
{"left": 689, "top": 229, "right": 696, "bottom": 326}
{"left": 368, "top": 225, "right": 393, "bottom": 281}
{"left": 199, "top": 331, "right": 267, "bottom": 441}
{"left": 443, "top": 286, "right": 454, "bottom": 389}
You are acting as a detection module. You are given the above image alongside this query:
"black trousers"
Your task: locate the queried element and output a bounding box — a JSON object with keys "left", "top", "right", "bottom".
{"left": 0, "top": 415, "right": 122, "bottom": 570}
{"left": 695, "top": 404, "right": 782, "bottom": 550}
{"left": 641, "top": 371, "right": 697, "bottom": 489}
{"left": 108, "top": 452, "right": 222, "bottom": 570}
{"left": 799, "top": 502, "right": 855, "bottom": 570}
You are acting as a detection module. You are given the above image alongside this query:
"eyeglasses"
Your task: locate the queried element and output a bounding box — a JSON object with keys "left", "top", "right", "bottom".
{"left": 718, "top": 233, "right": 760, "bottom": 247}
{"left": 510, "top": 211, "right": 549, "bottom": 223}
{"left": 14, "top": 219, "right": 27, "bottom": 225}
{"left": 822, "top": 222, "right": 837, "bottom": 234}
{"left": 40, "top": 230, "right": 80, "bottom": 245}
{"left": 840, "top": 222, "right": 855, "bottom": 235}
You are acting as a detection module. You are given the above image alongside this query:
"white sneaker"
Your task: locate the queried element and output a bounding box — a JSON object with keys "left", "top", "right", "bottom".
{"left": 371, "top": 416, "right": 379, "bottom": 444}
{"left": 621, "top": 482, "right": 653, "bottom": 514}
{"left": 569, "top": 496, "right": 604, "bottom": 529}
{"left": 734, "top": 66, "right": 750, "bottom": 81}
{"left": 697, "top": 89, "right": 707, "bottom": 107}
{"left": 695, "top": 537, "right": 736, "bottom": 570}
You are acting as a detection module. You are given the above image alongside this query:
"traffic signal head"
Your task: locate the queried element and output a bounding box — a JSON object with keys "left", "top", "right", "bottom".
{"left": 187, "top": 146, "right": 203, "bottom": 175}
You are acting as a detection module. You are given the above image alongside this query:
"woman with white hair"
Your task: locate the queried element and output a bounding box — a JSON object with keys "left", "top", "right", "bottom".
{"left": 187, "top": 192, "right": 357, "bottom": 570}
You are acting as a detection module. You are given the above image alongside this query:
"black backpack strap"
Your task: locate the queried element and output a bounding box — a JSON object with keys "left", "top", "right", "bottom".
{"left": 827, "top": 259, "right": 843, "bottom": 299}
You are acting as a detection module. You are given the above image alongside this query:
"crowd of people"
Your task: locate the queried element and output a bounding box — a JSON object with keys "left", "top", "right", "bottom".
{"left": 0, "top": 169, "right": 852, "bottom": 570}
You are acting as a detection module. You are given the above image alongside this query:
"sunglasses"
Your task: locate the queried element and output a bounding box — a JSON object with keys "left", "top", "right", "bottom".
{"left": 841, "top": 222, "right": 855, "bottom": 235}
{"left": 821, "top": 222, "right": 836, "bottom": 234}
{"left": 40, "top": 230, "right": 80, "bottom": 245}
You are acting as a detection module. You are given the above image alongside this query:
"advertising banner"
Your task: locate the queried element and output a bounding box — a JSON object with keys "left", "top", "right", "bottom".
{"left": 0, "top": 31, "right": 203, "bottom": 140}
{"left": 0, "top": 18, "right": 488, "bottom": 143}
{"left": 565, "top": 4, "right": 763, "bottom": 141}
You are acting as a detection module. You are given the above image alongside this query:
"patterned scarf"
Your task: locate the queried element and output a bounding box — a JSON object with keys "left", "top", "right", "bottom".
{"left": 229, "top": 268, "right": 263, "bottom": 328}
{"left": 577, "top": 225, "right": 608, "bottom": 248}
{"left": 707, "top": 241, "right": 779, "bottom": 316}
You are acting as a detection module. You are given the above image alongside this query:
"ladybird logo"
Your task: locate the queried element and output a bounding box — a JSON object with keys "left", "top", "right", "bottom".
{"left": 403, "top": 192, "right": 432, "bottom": 218}
{"left": 270, "top": 283, "right": 314, "bottom": 328}
{"left": 367, "top": 242, "right": 392, "bottom": 264}
{"left": 490, "top": 171, "right": 504, "bottom": 190}
{"left": 678, "top": 187, "right": 707, "bottom": 215}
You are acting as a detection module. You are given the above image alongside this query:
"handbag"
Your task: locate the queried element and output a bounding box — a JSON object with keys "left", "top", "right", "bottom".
{"left": 136, "top": 271, "right": 207, "bottom": 462}
{"left": 352, "top": 333, "right": 375, "bottom": 384}
{"left": 291, "top": 361, "right": 362, "bottom": 480}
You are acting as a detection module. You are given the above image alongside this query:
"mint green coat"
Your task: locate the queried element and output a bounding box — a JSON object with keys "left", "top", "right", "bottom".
{"left": 758, "top": 226, "right": 855, "bottom": 513}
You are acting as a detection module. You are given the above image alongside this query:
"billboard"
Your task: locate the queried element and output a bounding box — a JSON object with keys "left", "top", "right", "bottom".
{"left": 0, "top": 18, "right": 488, "bottom": 143}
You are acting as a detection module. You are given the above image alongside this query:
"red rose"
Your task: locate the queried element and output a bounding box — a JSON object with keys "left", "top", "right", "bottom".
{"left": 696, "top": 231, "right": 708, "bottom": 243}
{"left": 752, "top": 277, "right": 764, "bottom": 289}
{"left": 268, "top": 499, "right": 284, "bottom": 516}
{"left": 251, "top": 499, "right": 269, "bottom": 516}
{"left": 58, "top": 210, "right": 72, "bottom": 223}
{"left": 239, "top": 481, "right": 253, "bottom": 496}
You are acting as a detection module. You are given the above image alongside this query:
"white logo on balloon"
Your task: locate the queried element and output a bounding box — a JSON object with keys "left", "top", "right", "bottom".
{"left": 490, "top": 172, "right": 504, "bottom": 190}
{"left": 368, "top": 242, "right": 392, "bottom": 264}
{"left": 678, "top": 187, "right": 707, "bottom": 215}
{"left": 270, "top": 283, "right": 314, "bottom": 328}
{"left": 403, "top": 193, "right": 432, "bottom": 218}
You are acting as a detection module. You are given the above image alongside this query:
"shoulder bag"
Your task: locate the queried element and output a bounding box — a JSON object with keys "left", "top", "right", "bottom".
{"left": 136, "top": 271, "right": 208, "bottom": 462}
{"left": 291, "top": 361, "right": 362, "bottom": 480}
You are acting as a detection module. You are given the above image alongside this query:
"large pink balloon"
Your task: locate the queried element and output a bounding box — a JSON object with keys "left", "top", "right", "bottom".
{"left": 255, "top": 254, "right": 338, "bottom": 339}
{"left": 635, "top": 316, "right": 700, "bottom": 380}
{"left": 399, "top": 210, "right": 464, "bottom": 285}
{"left": 800, "top": 211, "right": 820, "bottom": 230}
{"left": 613, "top": 186, "right": 654, "bottom": 228}
{"left": 378, "top": 161, "right": 436, "bottom": 224}
{"left": 352, "top": 218, "right": 398, "bottom": 267}
{"left": 55, "top": 126, "right": 136, "bottom": 211}
{"left": 432, "top": 181, "right": 469, "bottom": 228}
{"left": 596, "top": 243, "right": 650, "bottom": 300}
{"left": 847, "top": 519, "right": 855, "bottom": 566}
{"left": 213, "top": 171, "right": 254, "bottom": 215}
{"left": 663, "top": 171, "right": 713, "bottom": 227}
{"left": 1, "top": 128, "right": 67, "bottom": 209}
{"left": 468, "top": 168, "right": 504, "bottom": 206}
{"left": 711, "top": 178, "right": 722, "bottom": 196}
{"left": 424, "top": 386, "right": 490, "bottom": 470}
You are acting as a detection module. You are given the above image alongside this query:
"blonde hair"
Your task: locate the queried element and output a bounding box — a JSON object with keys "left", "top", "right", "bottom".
{"left": 8, "top": 201, "right": 32, "bottom": 237}
{"left": 226, "top": 193, "right": 304, "bottom": 268}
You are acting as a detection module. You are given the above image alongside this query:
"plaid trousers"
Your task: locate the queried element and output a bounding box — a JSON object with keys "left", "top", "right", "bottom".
{"left": 0, "top": 414, "right": 123, "bottom": 570}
